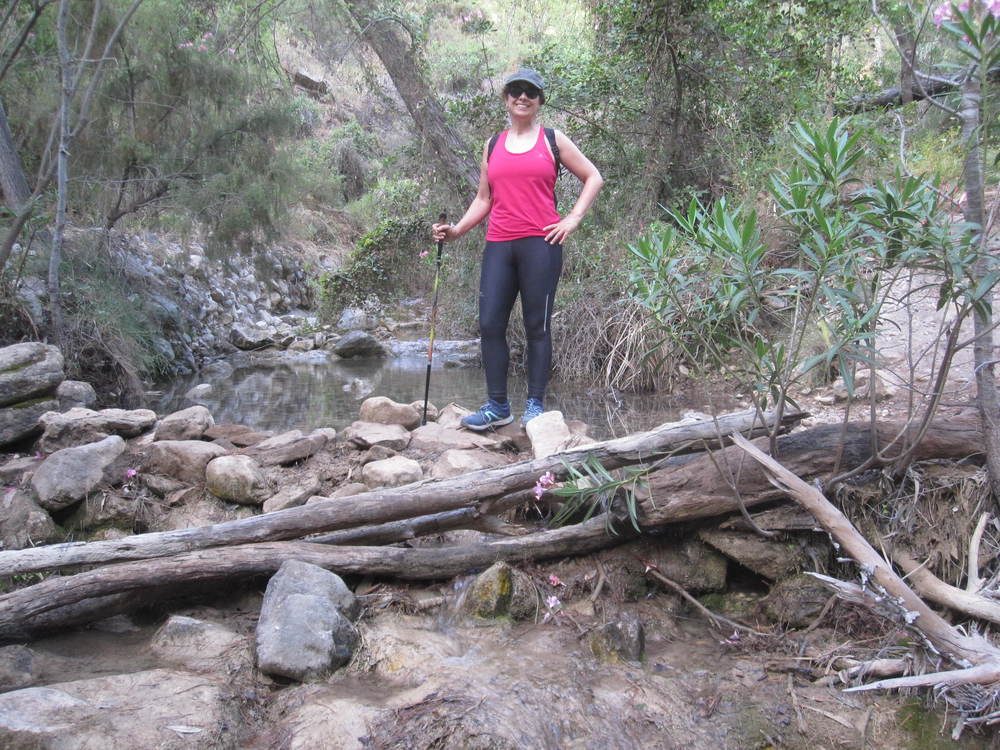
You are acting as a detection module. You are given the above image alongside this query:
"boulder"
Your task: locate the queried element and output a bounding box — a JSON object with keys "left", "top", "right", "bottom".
{"left": 526, "top": 410, "right": 594, "bottom": 459}
{"left": 55, "top": 380, "right": 97, "bottom": 410}
{"left": 358, "top": 444, "right": 397, "bottom": 465}
{"left": 0, "top": 488, "right": 59, "bottom": 551}
{"left": 589, "top": 612, "right": 645, "bottom": 662}
{"left": 262, "top": 472, "right": 322, "bottom": 513}
{"left": 430, "top": 449, "right": 510, "bottom": 479}
{"left": 65, "top": 490, "right": 146, "bottom": 533}
{"left": 205, "top": 455, "right": 270, "bottom": 505}
{"left": 332, "top": 330, "right": 386, "bottom": 358}
{"left": 336, "top": 306, "right": 373, "bottom": 331}
{"left": 0, "top": 645, "right": 37, "bottom": 691}
{"left": 359, "top": 396, "right": 421, "bottom": 430}
{"left": 37, "top": 407, "right": 157, "bottom": 453}
{"left": 0, "top": 455, "right": 42, "bottom": 486}
{"left": 409, "top": 422, "right": 511, "bottom": 453}
{"left": 361, "top": 456, "right": 423, "bottom": 489}
{"left": 154, "top": 405, "right": 215, "bottom": 441}
{"left": 0, "top": 342, "right": 64, "bottom": 408}
{"left": 287, "top": 337, "right": 314, "bottom": 352}
{"left": 145, "top": 440, "right": 228, "bottom": 485}
{"left": 150, "top": 615, "right": 253, "bottom": 676}
{"left": 204, "top": 423, "right": 270, "bottom": 447}
{"left": 463, "top": 561, "right": 539, "bottom": 620}
{"left": 255, "top": 561, "right": 360, "bottom": 681}
{"left": 410, "top": 400, "right": 438, "bottom": 422}
{"left": 31, "top": 435, "right": 126, "bottom": 512}
{"left": 241, "top": 429, "right": 327, "bottom": 466}
{"left": 0, "top": 669, "right": 239, "bottom": 749}
{"left": 158, "top": 493, "right": 256, "bottom": 531}
{"left": 343, "top": 421, "right": 410, "bottom": 451}
{"left": 0, "top": 397, "right": 59, "bottom": 447}
{"left": 698, "top": 529, "right": 810, "bottom": 581}
{"left": 230, "top": 321, "right": 276, "bottom": 350}
{"left": 324, "top": 482, "right": 368, "bottom": 500}
{"left": 436, "top": 403, "right": 472, "bottom": 430}
{"left": 184, "top": 383, "right": 214, "bottom": 402}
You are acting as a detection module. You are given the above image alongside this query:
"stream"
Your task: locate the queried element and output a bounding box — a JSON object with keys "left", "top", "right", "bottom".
{"left": 151, "top": 350, "right": 738, "bottom": 440}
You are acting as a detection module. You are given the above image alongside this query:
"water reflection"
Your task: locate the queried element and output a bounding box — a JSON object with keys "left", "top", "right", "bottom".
{"left": 153, "top": 352, "right": 738, "bottom": 441}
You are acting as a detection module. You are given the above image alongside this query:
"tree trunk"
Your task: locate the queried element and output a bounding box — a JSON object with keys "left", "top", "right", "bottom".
{"left": 0, "top": 516, "right": 624, "bottom": 639}
{"left": 48, "top": 0, "right": 72, "bottom": 349}
{"left": 0, "top": 408, "right": 797, "bottom": 577}
{"left": 0, "top": 97, "right": 30, "bottom": 212}
{"left": 341, "top": 0, "right": 479, "bottom": 192}
{"left": 893, "top": 23, "right": 916, "bottom": 105}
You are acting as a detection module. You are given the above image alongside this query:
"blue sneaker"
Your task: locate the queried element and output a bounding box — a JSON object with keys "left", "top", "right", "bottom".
{"left": 521, "top": 398, "right": 544, "bottom": 426}
{"left": 461, "top": 400, "right": 513, "bottom": 431}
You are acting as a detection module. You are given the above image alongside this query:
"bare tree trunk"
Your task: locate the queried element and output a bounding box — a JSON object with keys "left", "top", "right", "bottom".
{"left": 893, "top": 23, "right": 915, "bottom": 105}
{"left": 48, "top": 0, "right": 73, "bottom": 349}
{"left": 340, "top": 0, "right": 479, "bottom": 192}
{"left": 0, "top": 97, "right": 30, "bottom": 212}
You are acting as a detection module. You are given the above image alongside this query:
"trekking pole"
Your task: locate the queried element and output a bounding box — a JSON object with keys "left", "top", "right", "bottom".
{"left": 421, "top": 212, "right": 446, "bottom": 426}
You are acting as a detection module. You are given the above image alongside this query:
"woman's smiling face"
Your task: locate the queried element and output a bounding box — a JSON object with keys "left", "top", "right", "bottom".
{"left": 505, "top": 88, "right": 541, "bottom": 118}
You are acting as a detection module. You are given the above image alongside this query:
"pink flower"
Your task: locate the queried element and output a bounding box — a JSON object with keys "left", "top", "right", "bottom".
{"left": 419, "top": 250, "right": 429, "bottom": 258}
{"left": 197, "top": 45, "right": 208, "bottom": 51}
{"left": 227, "top": 48, "right": 236, "bottom": 55}
{"left": 545, "top": 595, "right": 561, "bottom": 609}
{"left": 933, "top": 1, "right": 954, "bottom": 25}
{"left": 987, "top": 0, "right": 1000, "bottom": 17}
{"left": 548, "top": 574, "right": 564, "bottom": 587}
{"left": 202, "top": 32, "right": 214, "bottom": 39}
{"left": 126, "top": 469, "right": 138, "bottom": 479}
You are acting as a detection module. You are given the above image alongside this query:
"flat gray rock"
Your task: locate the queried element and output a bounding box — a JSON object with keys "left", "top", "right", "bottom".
{"left": 0, "top": 397, "right": 59, "bottom": 448}
{"left": 0, "top": 342, "right": 64, "bottom": 408}
{"left": 31, "top": 435, "right": 126, "bottom": 512}
{"left": 332, "top": 330, "right": 386, "bottom": 358}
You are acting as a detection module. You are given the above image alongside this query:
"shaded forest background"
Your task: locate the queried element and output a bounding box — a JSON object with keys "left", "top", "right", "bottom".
{"left": 0, "top": 0, "right": 993, "bottom": 397}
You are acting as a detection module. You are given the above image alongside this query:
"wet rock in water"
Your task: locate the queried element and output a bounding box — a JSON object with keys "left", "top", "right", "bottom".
{"left": 526, "top": 410, "right": 594, "bottom": 459}
{"left": 344, "top": 421, "right": 411, "bottom": 451}
{"left": 590, "top": 611, "right": 645, "bottom": 662}
{"left": 0, "top": 488, "right": 59, "bottom": 551}
{"left": 361, "top": 455, "right": 423, "bottom": 489}
{"left": 184, "top": 382, "right": 214, "bottom": 402}
{"left": 205, "top": 455, "right": 270, "bottom": 505}
{"left": 0, "top": 397, "right": 59, "bottom": 447}
{"left": 145, "top": 439, "right": 228, "bottom": 485}
{"left": 359, "top": 395, "right": 421, "bottom": 430}
{"left": 332, "top": 330, "right": 386, "bottom": 358}
{"left": 761, "top": 573, "right": 833, "bottom": 627}
{"left": 204, "top": 423, "right": 270, "bottom": 447}
{"left": 0, "top": 668, "right": 239, "bottom": 749}
{"left": 464, "top": 561, "right": 539, "bottom": 620}
{"left": 436, "top": 402, "right": 471, "bottom": 430}
{"left": 241, "top": 429, "right": 327, "bottom": 466}
{"left": 0, "top": 645, "right": 37, "bottom": 691}
{"left": 230, "top": 321, "right": 276, "bottom": 350}
{"left": 37, "top": 407, "right": 157, "bottom": 452}
{"left": 0, "top": 342, "right": 64, "bottom": 408}
{"left": 154, "top": 404, "right": 215, "bottom": 441}
{"left": 410, "top": 399, "right": 438, "bottom": 422}
{"left": 31, "top": 435, "right": 126, "bottom": 512}
{"left": 430, "top": 448, "right": 509, "bottom": 479}
{"left": 262, "top": 472, "right": 321, "bottom": 513}
{"left": 698, "top": 529, "right": 810, "bottom": 581}
{"left": 55, "top": 380, "right": 97, "bottom": 411}
{"left": 408, "top": 422, "right": 512, "bottom": 453}
{"left": 255, "top": 561, "right": 360, "bottom": 681}
{"left": 151, "top": 615, "right": 253, "bottom": 676}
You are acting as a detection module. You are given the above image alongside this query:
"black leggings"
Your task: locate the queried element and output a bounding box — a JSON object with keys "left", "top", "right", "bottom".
{"left": 479, "top": 237, "right": 563, "bottom": 403}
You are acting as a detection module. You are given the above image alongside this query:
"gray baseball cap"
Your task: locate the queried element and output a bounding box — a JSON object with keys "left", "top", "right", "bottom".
{"left": 504, "top": 67, "right": 544, "bottom": 91}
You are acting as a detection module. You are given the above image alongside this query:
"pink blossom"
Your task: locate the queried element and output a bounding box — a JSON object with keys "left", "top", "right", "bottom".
{"left": 533, "top": 470, "right": 557, "bottom": 499}
{"left": 202, "top": 32, "right": 214, "bottom": 39}
{"left": 227, "top": 48, "right": 236, "bottom": 55}
{"left": 419, "top": 250, "right": 429, "bottom": 258}
{"left": 987, "top": 0, "right": 1000, "bottom": 17}
{"left": 957, "top": 0, "right": 970, "bottom": 10}
{"left": 125, "top": 469, "right": 138, "bottom": 479}
{"left": 197, "top": 44, "right": 208, "bottom": 51}
{"left": 545, "top": 595, "right": 561, "bottom": 609}
{"left": 548, "top": 574, "right": 564, "bottom": 587}
{"left": 933, "top": 2, "right": 954, "bottom": 26}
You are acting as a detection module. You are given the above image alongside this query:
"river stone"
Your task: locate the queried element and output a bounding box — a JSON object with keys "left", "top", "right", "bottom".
{"left": 332, "top": 330, "right": 386, "bottom": 358}
{"left": 430, "top": 449, "right": 509, "bottom": 479}
{"left": 463, "top": 562, "right": 538, "bottom": 620}
{"left": 0, "top": 488, "right": 59, "bottom": 551}
{"left": 150, "top": 615, "right": 252, "bottom": 676}
{"left": 0, "top": 397, "right": 59, "bottom": 447}
{"left": 526, "top": 410, "right": 594, "bottom": 459}
{"left": 287, "top": 337, "right": 314, "bottom": 352}
{"left": 324, "top": 481, "right": 368, "bottom": 500}
{"left": 0, "top": 668, "right": 239, "bottom": 749}
{"left": 242, "top": 429, "right": 327, "bottom": 466}
{"left": 256, "top": 561, "right": 360, "bottom": 681}
{"left": 698, "top": 529, "right": 810, "bottom": 581}
{"left": 0, "top": 342, "right": 64, "bottom": 408}
{"left": 204, "top": 423, "right": 271, "bottom": 447}
{"left": 230, "top": 321, "right": 276, "bottom": 350}
{"left": 158, "top": 492, "right": 256, "bottom": 531}
{"left": 145, "top": 440, "right": 228, "bottom": 485}
{"left": 589, "top": 612, "right": 645, "bottom": 663}
{"left": 31, "top": 435, "right": 126, "bottom": 512}
{"left": 359, "top": 396, "right": 421, "bottom": 430}
{"left": 436, "top": 403, "right": 471, "bottom": 430}
{"left": 761, "top": 573, "right": 834, "bottom": 627}
{"left": 0, "top": 645, "right": 37, "bottom": 691}
{"left": 410, "top": 400, "right": 438, "bottom": 422}
{"left": 409, "top": 422, "right": 511, "bottom": 453}
{"left": 154, "top": 404, "right": 215, "bottom": 441}
{"left": 358, "top": 444, "right": 397, "bottom": 465}
{"left": 343, "top": 421, "right": 410, "bottom": 451}
{"left": 37, "top": 407, "right": 157, "bottom": 452}
{"left": 56, "top": 379, "right": 97, "bottom": 410}
{"left": 205, "top": 455, "right": 270, "bottom": 504}
{"left": 361, "top": 455, "right": 423, "bottom": 489}
{"left": 262, "top": 472, "right": 322, "bottom": 513}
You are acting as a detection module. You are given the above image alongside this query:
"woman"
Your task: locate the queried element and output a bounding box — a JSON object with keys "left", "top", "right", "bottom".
{"left": 431, "top": 68, "right": 604, "bottom": 430}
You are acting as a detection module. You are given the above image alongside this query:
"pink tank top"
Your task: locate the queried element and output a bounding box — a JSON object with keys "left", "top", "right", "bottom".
{"left": 486, "top": 127, "right": 560, "bottom": 241}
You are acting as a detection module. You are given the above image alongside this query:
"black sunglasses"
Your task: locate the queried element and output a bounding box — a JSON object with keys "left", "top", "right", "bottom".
{"left": 505, "top": 84, "right": 541, "bottom": 100}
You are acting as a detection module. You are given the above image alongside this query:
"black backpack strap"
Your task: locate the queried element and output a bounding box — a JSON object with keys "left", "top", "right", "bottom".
{"left": 487, "top": 133, "right": 500, "bottom": 162}
{"left": 543, "top": 127, "right": 562, "bottom": 179}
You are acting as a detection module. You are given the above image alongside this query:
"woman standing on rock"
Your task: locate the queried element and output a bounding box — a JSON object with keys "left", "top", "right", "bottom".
{"left": 432, "top": 68, "right": 604, "bottom": 430}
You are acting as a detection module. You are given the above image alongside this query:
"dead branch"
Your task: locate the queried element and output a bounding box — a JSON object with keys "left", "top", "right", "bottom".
{"left": 892, "top": 548, "right": 1000, "bottom": 626}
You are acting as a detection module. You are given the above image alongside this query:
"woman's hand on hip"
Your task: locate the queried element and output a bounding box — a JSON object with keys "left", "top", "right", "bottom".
{"left": 543, "top": 215, "right": 581, "bottom": 245}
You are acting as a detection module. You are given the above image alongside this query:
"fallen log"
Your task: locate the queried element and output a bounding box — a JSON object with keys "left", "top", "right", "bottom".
{"left": 0, "top": 515, "right": 629, "bottom": 639}
{"left": 0, "top": 408, "right": 798, "bottom": 577}
{"left": 638, "top": 418, "right": 984, "bottom": 525}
